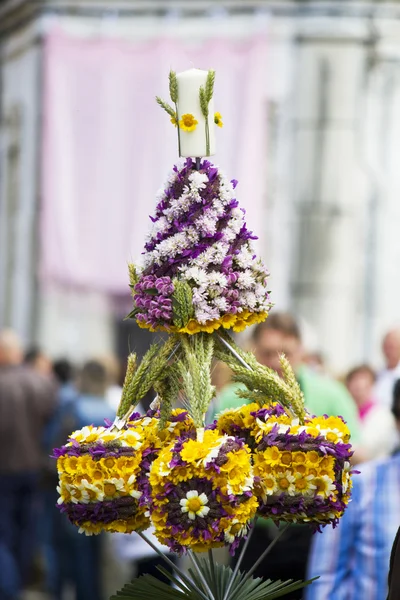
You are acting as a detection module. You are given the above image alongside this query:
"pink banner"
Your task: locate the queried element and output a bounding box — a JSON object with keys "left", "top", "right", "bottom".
{"left": 41, "top": 32, "right": 268, "bottom": 293}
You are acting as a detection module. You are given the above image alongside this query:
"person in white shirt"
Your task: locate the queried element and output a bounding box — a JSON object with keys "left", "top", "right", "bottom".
{"left": 374, "top": 328, "right": 400, "bottom": 409}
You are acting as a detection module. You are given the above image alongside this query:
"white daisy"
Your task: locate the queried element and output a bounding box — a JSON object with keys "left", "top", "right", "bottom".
{"left": 224, "top": 520, "right": 249, "bottom": 544}
{"left": 276, "top": 471, "right": 296, "bottom": 496}
{"left": 314, "top": 475, "right": 336, "bottom": 498}
{"left": 180, "top": 490, "right": 210, "bottom": 520}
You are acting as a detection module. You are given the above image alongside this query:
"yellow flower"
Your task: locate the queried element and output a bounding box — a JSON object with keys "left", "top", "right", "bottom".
{"left": 70, "top": 486, "right": 90, "bottom": 504}
{"left": 294, "top": 463, "right": 307, "bottom": 476}
{"left": 180, "top": 431, "right": 222, "bottom": 466}
{"left": 319, "top": 455, "right": 335, "bottom": 472}
{"left": 240, "top": 403, "right": 259, "bottom": 428}
{"left": 77, "top": 455, "right": 93, "bottom": 471}
{"left": 314, "top": 475, "right": 336, "bottom": 498}
{"left": 219, "top": 314, "right": 237, "bottom": 329}
{"left": 180, "top": 490, "right": 210, "bottom": 520}
{"left": 342, "top": 461, "right": 351, "bottom": 494}
{"left": 115, "top": 456, "right": 141, "bottom": 474}
{"left": 262, "top": 446, "right": 282, "bottom": 467}
{"left": 200, "top": 320, "right": 221, "bottom": 334}
{"left": 57, "top": 456, "right": 66, "bottom": 473}
{"left": 280, "top": 451, "right": 293, "bottom": 467}
{"left": 179, "top": 319, "right": 202, "bottom": 335}
{"left": 106, "top": 520, "right": 128, "bottom": 533}
{"left": 64, "top": 456, "right": 80, "bottom": 474}
{"left": 102, "top": 457, "right": 116, "bottom": 470}
{"left": 255, "top": 462, "right": 273, "bottom": 478}
{"left": 276, "top": 471, "right": 296, "bottom": 495}
{"left": 179, "top": 113, "right": 198, "bottom": 132}
{"left": 98, "top": 429, "right": 123, "bottom": 444}
{"left": 72, "top": 473, "right": 88, "bottom": 485}
{"left": 214, "top": 112, "right": 223, "bottom": 127}
{"left": 260, "top": 473, "right": 278, "bottom": 496}
{"left": 293, "top": 452, "right": 307, "bottom": 465}
{"left": 78, "top": 522, "right": 103, "bottom": 536}
{"left": 60, "top": 473, "right": 73, "bottom": 486}
{"left": 86, "top": 465, "right": 106, "bottom": 485}
{"left": 170, "top": 115, "right": 178, "bottom": 127}
{"left": 226, "top": 466, "right": 253, "bottom": 495}
{"left": 170, "top": 465, "right": 193, "bottom": 483}
{"left": 217, "top": 408, "right": 240, "bottom": 434}
{"left": 81, "top": 480, "right": 105, "bottom": 502}
{"left": 306, "top": 451, "right": 320, "bottom": 467}
{"left": 223, "top": 449, "right": 251, "bottom": 472}
{"left": 294, "top": 473, "right": 316, "bottom": 496}
{"left": 224, "top": 520, "right": 249, "bottom": 544}
{"left": 232, "top": 318, "right": 248, "bottom": 333}
{"left": 104, "top": 478, "right": 125, "bottom": 498}
{"left": 244, "top": 311, "right": 268, "bottom": 326}
{"left": 305, "top": 426, "right": 321, "bottom": 438}
{"left": 70, "top": 426, "right": 101, "bottom": 444}
{"left": 57, "top": 484, "right": 71, "bottom": 504}
{"left": 120, "top": 429, "right": 142, "bottom": 449}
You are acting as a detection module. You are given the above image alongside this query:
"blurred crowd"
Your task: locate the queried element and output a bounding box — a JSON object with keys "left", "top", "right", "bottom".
{"left": 1, "top": 313, "right": 400, "bottom": 599}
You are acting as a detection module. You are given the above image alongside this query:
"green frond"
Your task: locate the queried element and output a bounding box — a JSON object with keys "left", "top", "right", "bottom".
{"left": 205, "top": 69, "right": 215, "bottom": 102}
{"left": 172, "top": 280, "right": 194, "bottom": 329}
{"left": 156, "top": 96, "right": 176, "bottom": 119}
{"left": 117, "top": 353, "right": 137, "bottom": 417}
{"left": 199, "top": 86, "right": 209, "bottom": 119}
{"left": 128, "top": 263, "right": 138, "bottom": 290}
{"left": 154, "top": 364, "right": 182, "bottom": 430}
{"left": 109, "top": 558, "right": 316, "bottom": 600}
{"left": 169, "top": 70, "right": 178, "bottom": 103}
{"left": 117, "top": 336, "right": 180, "bottom": 418}
{"left": 214, "top": 332, "right": 306, "bottom": 421}
{"left": 175, "top": 334, "right": 215, "bottom": 428}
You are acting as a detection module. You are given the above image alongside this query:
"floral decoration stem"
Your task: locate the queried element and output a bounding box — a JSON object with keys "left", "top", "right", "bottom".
{"left": 216, "top": 333, "right": 253, "bottom": 372}
{"left": 222, "top": 517, "right": 258, "bottom": 600}
{"left": 188, "top": 550, "right": 215, "bottom": 600}
{"left": 205, "top": 116, "right": 210, "bottom": 156}
{"left": 137, "top": 531, "right": 209, "bottom": 600}
{"left": 175, "top": 102, "right": 181, "bottom": 157}
{"left": 231, "top": 523, "right": 291, "bottom": 599}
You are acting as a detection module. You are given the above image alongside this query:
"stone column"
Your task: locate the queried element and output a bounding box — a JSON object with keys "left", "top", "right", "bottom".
{"left": 291, "top": 32, "right": 367, "bottom": 372}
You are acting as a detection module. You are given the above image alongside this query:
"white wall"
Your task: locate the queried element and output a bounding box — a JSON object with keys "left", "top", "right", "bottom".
{"left": 0, "top": 22, "right": 41, "bottom": 345}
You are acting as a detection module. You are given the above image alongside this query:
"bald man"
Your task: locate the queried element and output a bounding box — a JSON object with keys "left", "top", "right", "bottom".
{"left": 375, "top": 328, "right": 400, "bottom": 409}
{"left": 0, "top": 329, "right": 57, "bottom": 600}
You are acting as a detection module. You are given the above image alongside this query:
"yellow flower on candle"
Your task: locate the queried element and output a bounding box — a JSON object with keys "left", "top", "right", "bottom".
{"left": 214, "top": 112, "right": 223, "bottom": 127}
{"left": 170, "top": 115, "right": 178, "bottom": 127}
{"left": 179, "top": 113, "right": 198, "bottom": 132}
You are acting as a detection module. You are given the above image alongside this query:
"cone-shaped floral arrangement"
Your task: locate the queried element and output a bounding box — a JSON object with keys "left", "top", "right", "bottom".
{"left": 130, "top": 158, "right": 272, "bottom": 335}
{"left": 54, "top": 69, "right": 355, "bottom": 600}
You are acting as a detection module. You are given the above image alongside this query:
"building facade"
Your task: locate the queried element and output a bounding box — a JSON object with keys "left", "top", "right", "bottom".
{"left": 1, "top": 0, "right": 400, "bottom": 371}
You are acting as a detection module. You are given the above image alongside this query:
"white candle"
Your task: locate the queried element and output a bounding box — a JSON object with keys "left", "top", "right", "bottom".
{"left": 176, "top": 68, "right": 216, "bottom": 158}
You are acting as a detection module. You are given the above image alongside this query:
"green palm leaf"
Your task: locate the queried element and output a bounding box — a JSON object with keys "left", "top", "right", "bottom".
{"left": 110, "top": 560, "right": 317, "bottom": 600}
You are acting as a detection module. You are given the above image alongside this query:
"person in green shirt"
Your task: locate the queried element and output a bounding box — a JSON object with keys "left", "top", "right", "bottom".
{"left": 217, "top": 312, "right": 361, "bottom": 597}
{"left": 215, "top": 312, "right": 360, "bottom": 445}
